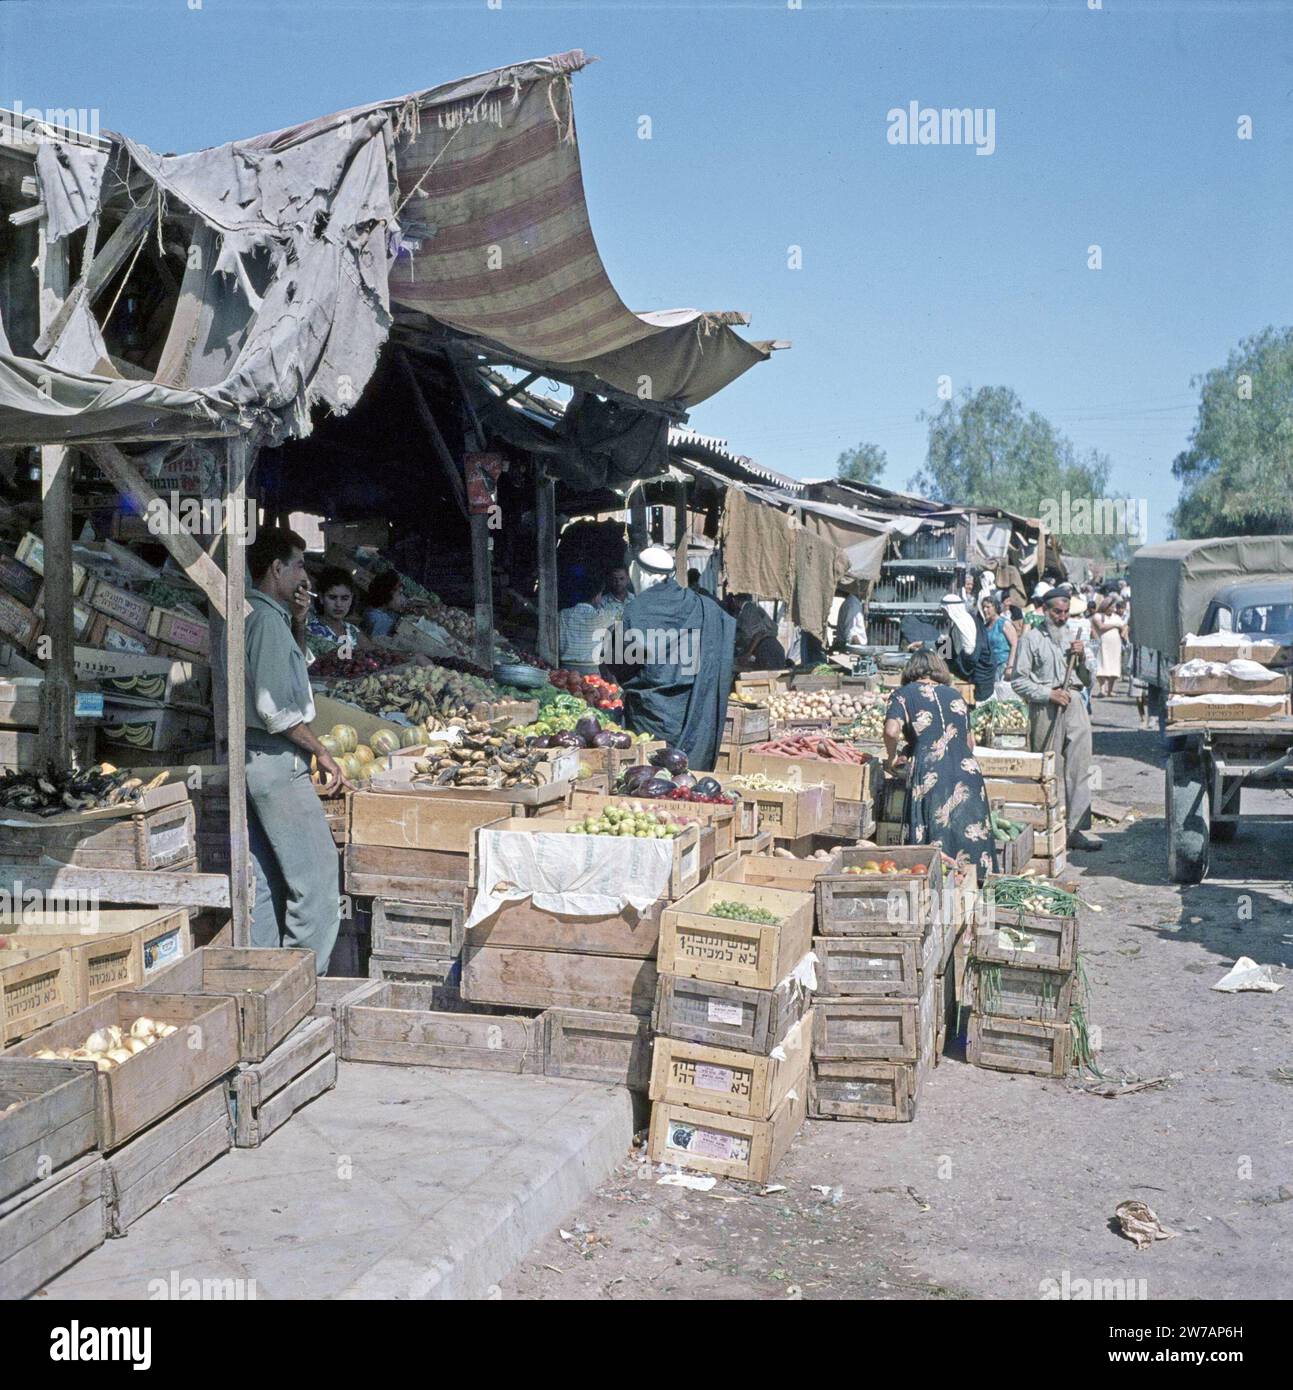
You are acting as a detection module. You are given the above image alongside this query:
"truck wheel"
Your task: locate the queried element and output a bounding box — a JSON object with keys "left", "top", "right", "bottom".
{"left": 1210, "top": 780, "right": 1239, "bottom": 842}
{"left": 1166, "top": 750, "right": 1209, "bottom": 883}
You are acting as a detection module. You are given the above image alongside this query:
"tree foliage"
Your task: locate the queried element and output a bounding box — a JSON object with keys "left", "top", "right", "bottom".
{"left": 836, "top": 441, "right": 887, "bottom": 485}
{"left": 1171, "top": 327, "right": 1293, "bottom": 538}
{"left": 910, "top": 385, "right": 1128, "bottom": 560}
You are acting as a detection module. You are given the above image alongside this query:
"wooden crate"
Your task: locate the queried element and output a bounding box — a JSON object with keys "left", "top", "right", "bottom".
{"left": 996, "top": 824, "right": 1035, "bottom": 875}
{"left": 992, "top": 799, "right": 1066, "bottom": 831}
{"left": 738, "top": 829, "right": 773, "bottom": 855}
{"left": 1169, "top": 668, "right": 1290, "bottom": 697}
{"left": 728, "top": 781, "right": 834, "bottom": 841}
{"left": 734, "top": 672, "right": 785, "bottom": 702}
{"left": 372, "top": 896, "right": 465, "bottom": 960}
{"left": 977, "top": 894, "right": 1078, "bottom": 972}
{"left": 652, "top": 972, "right": 811, "bottom": 1056}
{"left": 0, "top": 908, "right": 190, "bottom": 981}
{"left": 1027, "top": 850, "right": 1069, "bottom": 877}
{"left": 569, "top": 791, "right": 739, "bottom": 857}
{"left": 967, "top": 1013, "right": 1072, "bottom": 1077}
{"left": 342, "top": 980, "right": 542, "bottom": 1072}
{"left": 229, "top": 1016, "right": 336, "bottom": 1148}
{"left": 737, "top": 750, "right": 880, "bottom": 805}
{"left": 815, "top": 845, "right": 942, "bottom": 936}
{"left": 104, "top": 1081, "right": 231, "bottom": 1235}
{"left": 0, "top": 1059, "right": 98, "bottom": 1207}
{"left": 966, "top": 959, "right": 1074, "bottom": 1022}
{"left": 0, "top": 787, "right": 195, "bottom": 871}
{"left": 0, "top": 1152, "right": 106, "bottom": 1299}
{"left": 659, "top": 880, "right": 815, "bottom": 991}
{"left": 984, "top": 777, "right": 1059, "bottom": 808}
{"left": 470, "top": 815, "right": 702, "bottom": 903}
{"left": 349, "top": 791, "right": 511, "bottom": 877}
{"left": 1027, "top": 822, "right": 1067, "bottom": 857}
{"left": 9, "top": 991, "right": 241, "bottom": 1150}
{"left": 100, "top": 705, "right": 211, "bottom": 754}
{"left": 73, "top": 645, "right": 211, "bottom": 708}
{"left": 830, "top": 797, "right": 877, "bottom": 841}
{"left": 710, "top": 848, "right": 741, "bottom": 880}
{"left": 717, "top": 852, "right": 840, "bottom": 896}
{"left": 574, "top": 739, "right": 664, "bottom": 780}
{"left": 0, "top": 946, "right": 79, "bottom": 1045}
{"left": 813, "top": 925, "right": 938, "bottom": 999}
{"left": 461, "top": 944, "right": 657, "bottom": 1016}
{"left": 543, "top": 1008, "right": 651, "bottom": 1089}
{"left": 812, "top": 997, "right": 926, "bottom": 1063}
{"left": 810, "top": 1058, "right": 918, "bottom": 1122}
{"left": 465, "top": 894, "right": 663, "bottom": 960}
{"left": 973, "top": 748, "right": 1056, "bottom": 781}
{"left": 139, "top": 947, "right": 316, "bottom": 1063}
{"left": 2, "top": 932, "right": 145, "bottom": 1012}
{"left": 367, "top": 953, "right": 457, "bottom": 987}
{"left": 722, "top": 703, "right": 772, "bottom": 746}
{"left": 649, "top": 1074, "right": 808, "bottom": 1182}
{"left": 311, "top": 976, "right": 374, "bottom": 1052}
{"left": 343, "top": 846, "right": 472, "bottom": 902}
{"left": 649, "top": 1012, "right": 813, "bottom": 1120}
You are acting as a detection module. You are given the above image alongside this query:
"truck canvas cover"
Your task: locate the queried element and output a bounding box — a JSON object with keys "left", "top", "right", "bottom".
{"left": 1130, "top": 536, "right": 1293, "bottom": 660}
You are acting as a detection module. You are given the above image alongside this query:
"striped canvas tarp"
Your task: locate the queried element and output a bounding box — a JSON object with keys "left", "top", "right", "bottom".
{"left": 384, "top": 51, "right": 773, "bottom": 408}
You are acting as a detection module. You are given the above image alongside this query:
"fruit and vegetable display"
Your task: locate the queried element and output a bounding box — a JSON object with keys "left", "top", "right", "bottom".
{"left": 989, "top": 809, "right": 1026, "bottom": 844}
{"left": 547, "top": 668, "right": 622, "bottom": 710}
{"left": 30, "top": 1016, "right": 178, "bottom": 1071}
{"left": 841, "top": 858, "right": 926, "bottom": 876}
{"left": 985, "top": 876, "right": 1083, "bottom": 916}
{"left": 0, "top": 764, "right": 167, "bottom": 816}
{"left": 707, "top": 900, "right": 782, "bottom": 925}
{"left": 838, "top": 704, "right": 887, "bottom": 742}
{"left": 328, "top": 663, "right": 498, "bottom": 723}
{"left": 727, "top": 771, "right": 827, "bottom": 794}
{"left": 565, "top": 805, "right": 694, "bottom": 838}
{"left": 410, "top": 721, "right": 558, "bottom": 789}
{"left": 971, "top": 697, "right": 1028, "bottom": 736}
{"left": 521, "top": 712, "right": 647, "bottom": 752}
{"left": 612, "top": 750, "right": 740, "bottom": 804}
{"left": 748, "top": 735, "right": 874, "bottom": 764}
{"left": 768, "top": 689, "right": 877, "bottom": 724}
{"left": 309, "top": 648, "right": 413, "bottom": 681}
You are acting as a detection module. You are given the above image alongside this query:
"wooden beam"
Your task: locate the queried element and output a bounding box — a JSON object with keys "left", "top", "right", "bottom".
{"left": 398, "top": 352, "right": 468, "bottom": 518}
{"left": 84, "top": 443, "right": 245, "bottom": 621}
{"left": 470, "top": 511, "right": 495, "bottom": 672}
{"left": 34, "top": 200, "right": 156, "bottom": 356}
{"left": 36, "top": 223, "right": 74, "bottom": 769}
{"left": 535, "top": 470, "right": 559, "bottom": 667}
{"left": 628, "top": 485, "right": 648, "bottom": 556}
{"left": 223, "top": 435, "right": 252, "bottom": 946}
{"left": 5, "top": 866, "right": 235, "bottom": 909}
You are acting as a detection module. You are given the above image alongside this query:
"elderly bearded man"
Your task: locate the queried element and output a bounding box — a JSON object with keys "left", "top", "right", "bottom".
{"left": 1010, "top": 589, "right": 1103, "bottom": 852}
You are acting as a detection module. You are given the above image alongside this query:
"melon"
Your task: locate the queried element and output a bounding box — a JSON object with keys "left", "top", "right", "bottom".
{"left": 330, "top": 724, "right": 358, "bottom": 754}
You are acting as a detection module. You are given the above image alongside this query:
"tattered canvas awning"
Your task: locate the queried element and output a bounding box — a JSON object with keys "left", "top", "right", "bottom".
{"left": 0, "top": 50, "right": 779, "bottom": 449}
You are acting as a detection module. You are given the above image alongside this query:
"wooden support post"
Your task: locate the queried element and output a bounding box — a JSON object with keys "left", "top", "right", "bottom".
{"left": 36, "top": 222, "right": 74, "bottom": 768}
{"left": 470, "top": 511, "right": 494, "bottom": 672}
{"left": 674, "top": 479, "right": 688, "bottom": 549}
{"left": 223, "top": 436, "right": 251, "bottom": 946}
{"left": 628, "top": 485, "right": 648, "bottom": 556}
{"left": 535, "top": 470, "right": 559, "bottom": 667}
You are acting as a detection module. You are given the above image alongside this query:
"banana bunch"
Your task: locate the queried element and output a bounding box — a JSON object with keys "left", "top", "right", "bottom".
{"left": 0, "top": 763, "right": 167, "bottom": 816}
{"left": 412, "top": 721, "right": 547, "bottom": 788}
{"left": 330, "top": 663, "right": 497, "bottom": 721}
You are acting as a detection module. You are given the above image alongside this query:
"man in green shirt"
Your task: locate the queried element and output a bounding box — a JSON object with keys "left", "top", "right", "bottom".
{"left": 244, "top": 529, "right": 346, "bottom": 968}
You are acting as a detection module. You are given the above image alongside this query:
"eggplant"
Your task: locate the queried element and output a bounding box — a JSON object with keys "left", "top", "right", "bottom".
{"left": 672, "top": 772, "right": 697, "bottom": 791}
{"left": 641, "top": 778, "right": 675, "bottom": 799}
{"left": 650, "top": 746, "right": 689, "bottom": 775}
{"left": 591, "top": 730, "right": 620, "bottom": 749}
{"left": 552, "top": 731, "right": 582, "bottom": 749}
{"left": 529, "top": 734, "right": 554, "bottom": 748}
{"left": 608, "top": 732, "right": 633, "bottom": 750}
{"left": 574, "top": 715, "right": 601, "bottom": 747}
{"left": 620, "top": 764, "right": 655, "bottom": 791}
{"left": 693, "top": 776, "right": 722, "bottom": 798}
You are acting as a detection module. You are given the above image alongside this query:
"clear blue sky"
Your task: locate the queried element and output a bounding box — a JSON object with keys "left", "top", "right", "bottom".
{"left": 4, "top": 0, "right": 1290, "bottom": 542}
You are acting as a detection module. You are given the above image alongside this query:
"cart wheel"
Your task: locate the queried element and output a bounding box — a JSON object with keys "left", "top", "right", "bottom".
{"left": 1210, "top": 780, "right": 1239, "bottom": 842}
{"left": 1166, "top": 750, "right": 1209, "bottom": 883}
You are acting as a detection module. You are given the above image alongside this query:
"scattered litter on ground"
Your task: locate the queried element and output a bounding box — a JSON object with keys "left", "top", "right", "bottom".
{"left": 658, "top": 1173, "right": 716, "bottom": 1191}
{"left": 1212, "top": 957, "right": 1283, "bottom": 993}
{"left": 1082, "top": 1073, "right": 1179, "bottom": 1099}
{"left": 1115, "top": 1200, "right": 1180, "bottom": 1250}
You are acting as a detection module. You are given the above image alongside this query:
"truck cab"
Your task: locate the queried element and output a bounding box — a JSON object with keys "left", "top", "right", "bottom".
{"left": 1199, "top": 582, "right": 1293, "bottom": 648}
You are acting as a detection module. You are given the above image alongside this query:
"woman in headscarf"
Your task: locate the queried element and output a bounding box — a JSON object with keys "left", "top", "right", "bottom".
{"left": 733, "top": 597, "right": 790, "bottom": 672}
{"left": 883, "top": 649, "right": 997, "bottom": 883}
{"left": 941, "top": 592, "right": 996, "bottom": 702}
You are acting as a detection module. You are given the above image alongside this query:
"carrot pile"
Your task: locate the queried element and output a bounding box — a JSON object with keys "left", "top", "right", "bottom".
{"left": 749, "top": 735, "right": 872, "bottom": 764}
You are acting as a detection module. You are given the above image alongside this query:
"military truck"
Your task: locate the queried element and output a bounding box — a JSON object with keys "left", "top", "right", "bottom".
{"left": 1129, "top": 536, "right": 1293, "bottom": 882}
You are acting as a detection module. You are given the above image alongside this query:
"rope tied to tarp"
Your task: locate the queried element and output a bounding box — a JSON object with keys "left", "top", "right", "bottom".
{"left": 545, "top": 75, "right": 576, "bottom": 144}
{"left": 393, "top": 74, "right": 507, "bottom": 218}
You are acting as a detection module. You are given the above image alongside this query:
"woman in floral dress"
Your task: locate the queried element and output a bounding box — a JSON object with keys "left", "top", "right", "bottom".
{"left": 883, "top": 649, "right": 998, "bottom": 882}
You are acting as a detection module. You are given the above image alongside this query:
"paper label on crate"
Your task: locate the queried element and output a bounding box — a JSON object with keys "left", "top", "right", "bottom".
{"left": 668, "top": 1120, "right": 735, "bottom": 1161}
{"left": 149, "top": 824, "right": 192, "bottom": 863}
{"left": 693, "top": 1063, "right": 735, "bottom": 1093}
{"left": 143, "top": 929, "right": 182, "bottom": 972}
{"left": 103, "top": 625, "right": 150, "bottom": 654}
{"left": 707, "top": 999, "right": 745, "bottom": 1025}
{"left": 996, "top": 928, "right": 1037, "bottom": 953}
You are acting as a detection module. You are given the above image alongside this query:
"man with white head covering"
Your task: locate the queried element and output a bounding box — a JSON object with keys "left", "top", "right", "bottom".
{"left": 602, "top": 546, "right": 736, "bottom": 771}
{"left": 940, "top": 592, "right": 996, "bottom": 702}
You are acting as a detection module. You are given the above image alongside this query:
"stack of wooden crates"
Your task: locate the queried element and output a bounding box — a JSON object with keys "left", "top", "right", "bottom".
{"left": 810, "top": 845, "right": 949, "bottom": 1122}
{"left": 965, "top": 880, "right": 1080, "bottom": 1078}
{"left": 648, "top": 861, "right": 817, "bottom": 1183}
{"left": 975, "top": 747, "right": 1065, "bottom": 877}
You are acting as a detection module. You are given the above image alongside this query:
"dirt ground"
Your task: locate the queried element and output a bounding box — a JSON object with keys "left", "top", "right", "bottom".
{"left": 503, "top": 692, "right": 1293, "bottom": 1301}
